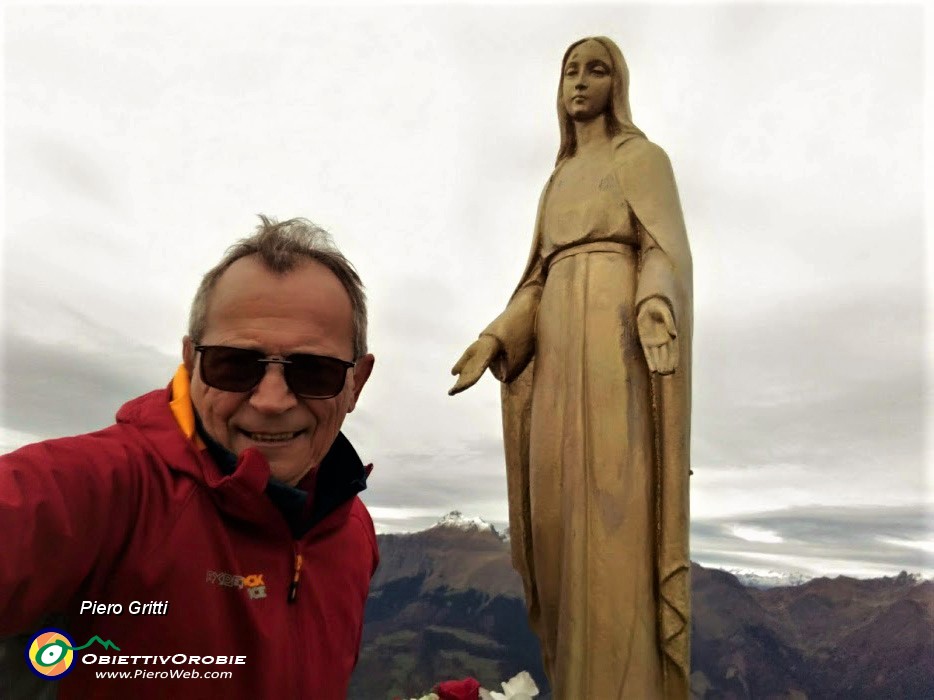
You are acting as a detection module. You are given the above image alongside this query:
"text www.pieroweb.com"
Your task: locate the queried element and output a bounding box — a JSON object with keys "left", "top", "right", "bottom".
{"left": 95, "top": 669, "right": 233, "bottom": 680}
{"left": 84, "top": 654, "right": 244, "bottom": 680}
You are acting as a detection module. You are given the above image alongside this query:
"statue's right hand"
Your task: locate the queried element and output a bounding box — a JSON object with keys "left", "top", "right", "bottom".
{"left": 448, "top": 335, "right": 501, "bottom": 396}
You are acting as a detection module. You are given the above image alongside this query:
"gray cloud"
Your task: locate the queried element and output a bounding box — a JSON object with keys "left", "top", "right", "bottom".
{"left": 357, "top": 439, "right": 508, "bottom": 511}
{"left": 23, "top": 136, "right": 124, "bottom": 212}
{"left": 2, "top": 330, "right": 175, "bottom": 439}
{"left": 693, "top": 504, "right": 932, "bottom": 576}
{"left": 694, "top": 292, "right": 924, "bottom": 473}
{"left": 2, "top": 4, "right": 927, "bottom": 580}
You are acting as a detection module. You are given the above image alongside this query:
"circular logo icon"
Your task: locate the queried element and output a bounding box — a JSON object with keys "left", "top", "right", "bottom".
{"left": 26, "top": 628, "right": 76, "bottom": 680}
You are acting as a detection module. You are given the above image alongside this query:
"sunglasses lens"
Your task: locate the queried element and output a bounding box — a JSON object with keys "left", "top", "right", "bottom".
{"left": 199, "top": 346, "right": 265, "bottom": 392}
{"left": 286, "top": 355, "right": 348, "bottom": 398}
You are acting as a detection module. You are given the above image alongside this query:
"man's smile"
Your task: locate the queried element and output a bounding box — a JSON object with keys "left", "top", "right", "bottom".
{"left": 237, "top": 428, "right": 307, "bottom": 444}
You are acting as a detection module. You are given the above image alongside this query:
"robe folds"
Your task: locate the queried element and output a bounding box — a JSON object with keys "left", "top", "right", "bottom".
{"left": 482, "top": 134, "right": 692, "bottom": 699}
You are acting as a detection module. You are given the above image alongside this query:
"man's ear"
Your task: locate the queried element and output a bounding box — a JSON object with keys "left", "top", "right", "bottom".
{"left": 182, "top": 336, "right": 196, "bottom": 375}
{"left": 346, "top": 353, "right": 375, "bottom": 413}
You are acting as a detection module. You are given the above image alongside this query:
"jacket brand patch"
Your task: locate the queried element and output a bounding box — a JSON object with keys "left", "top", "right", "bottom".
{"left": 205, "top": 570, "right": 267, "bottom": 600}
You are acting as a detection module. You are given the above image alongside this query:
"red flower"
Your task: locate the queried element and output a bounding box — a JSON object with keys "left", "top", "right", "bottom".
{"left": 435, "top": 677, "right": 481, "bottom": 700}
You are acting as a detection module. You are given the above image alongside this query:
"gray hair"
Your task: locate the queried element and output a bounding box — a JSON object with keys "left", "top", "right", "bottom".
{"left": 188, "top": 215, "right": 368, "bottom": 357}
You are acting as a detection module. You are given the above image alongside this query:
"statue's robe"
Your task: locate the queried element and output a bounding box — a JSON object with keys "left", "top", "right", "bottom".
{"left": 482, "top": 135, "right": 692, "bottom": 699}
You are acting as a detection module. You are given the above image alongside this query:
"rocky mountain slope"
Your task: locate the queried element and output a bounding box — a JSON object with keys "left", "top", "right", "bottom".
{"left": 350, "top": 512, "right": 933, "bottom": 700}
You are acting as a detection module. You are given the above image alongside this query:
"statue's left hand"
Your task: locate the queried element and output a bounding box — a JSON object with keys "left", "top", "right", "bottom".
{"left": 637, "top": 297, "right": 678, "bottom": 375}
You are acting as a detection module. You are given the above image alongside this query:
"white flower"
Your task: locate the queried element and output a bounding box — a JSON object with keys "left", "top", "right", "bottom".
{"left": 484, "top": 671, "right": 539, "bottom": 700}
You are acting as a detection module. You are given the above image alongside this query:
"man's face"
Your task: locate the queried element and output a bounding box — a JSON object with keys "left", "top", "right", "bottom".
{"left": 183, "top": 255, "right": 374, "bottom": 486}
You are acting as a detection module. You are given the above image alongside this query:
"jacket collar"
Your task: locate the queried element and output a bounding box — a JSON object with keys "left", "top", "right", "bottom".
{"left": 117, "top": 371, "right": 371, "bottom": 538}
{"left": 194, "top": 412, "right": 369, "bottom": 537}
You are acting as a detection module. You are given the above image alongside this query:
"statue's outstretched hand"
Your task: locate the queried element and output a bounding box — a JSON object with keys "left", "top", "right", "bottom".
{"left": 637, "top": 297, "right": 679, "bottom": 375}
{"left": 449, "top": 335, "right": 501, "bottom": 395}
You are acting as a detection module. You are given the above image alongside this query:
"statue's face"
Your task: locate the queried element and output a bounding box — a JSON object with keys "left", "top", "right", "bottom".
{"left": 562, "top": 39, "right": 613, "bottom": 122}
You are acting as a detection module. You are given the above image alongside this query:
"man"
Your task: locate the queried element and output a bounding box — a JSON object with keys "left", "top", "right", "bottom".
{"left": 0, "top": 216, "right": 378, "bottom": 699}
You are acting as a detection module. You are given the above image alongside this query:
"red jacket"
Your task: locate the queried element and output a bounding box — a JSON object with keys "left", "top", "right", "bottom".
{"left": 0, "top": 381, "right": 379, "bottom": 699}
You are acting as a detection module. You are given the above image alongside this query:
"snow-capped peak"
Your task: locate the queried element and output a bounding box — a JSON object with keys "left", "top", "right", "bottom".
{"left": 434, "top": 510, "right": 496, "bottom": 534}
{"left": 728, "top": 567, "right": 811, "bottom": 589}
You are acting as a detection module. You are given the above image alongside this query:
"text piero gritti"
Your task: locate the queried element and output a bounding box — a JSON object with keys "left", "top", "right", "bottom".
{"left": 78, "top": 600, "right": 170, "bottom": 615}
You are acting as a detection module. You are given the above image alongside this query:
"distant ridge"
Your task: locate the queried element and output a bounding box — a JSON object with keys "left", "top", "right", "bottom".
{"left": 416, "top": 512, "right": 928, "bottom": 587}
{"left": 351, "top": 519, "right": 934, "bottom": 700}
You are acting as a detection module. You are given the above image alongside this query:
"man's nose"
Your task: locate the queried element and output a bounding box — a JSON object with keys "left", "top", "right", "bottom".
{"left": 249, "top": 363, "right": 298, "bottom": 413}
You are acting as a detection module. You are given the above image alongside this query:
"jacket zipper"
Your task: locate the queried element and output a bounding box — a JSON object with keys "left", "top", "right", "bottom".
{"left": 286, "top": 542, "right": 301, "bottom": 699}
{"left": 288, "top": 545, "right": 303, "bottom": 603}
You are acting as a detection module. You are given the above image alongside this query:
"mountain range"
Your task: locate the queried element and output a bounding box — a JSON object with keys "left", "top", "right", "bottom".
{"left": 349, "top": 512, "right": 933, "bottom": 700}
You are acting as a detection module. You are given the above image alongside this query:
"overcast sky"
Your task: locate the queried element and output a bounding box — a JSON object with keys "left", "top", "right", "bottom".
{"left": 3, "top": 3, "right": 931, "bottom": 580}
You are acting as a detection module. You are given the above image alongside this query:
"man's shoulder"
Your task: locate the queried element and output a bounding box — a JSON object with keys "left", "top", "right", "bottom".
{"left": 6, "top": 421, "right": 147, "bottom": 468}
{"left": 347, "top": 496, "right": 376, "bottom": 528}
{"left": 3, "top": 386, "right": 192, "bottom": 487}
{"left": 115, "top": 386, "right": 173, "bottom": 427}
{"left": 318, "top": 496, "right": 379, "bottom": 577}
{"left": 348, "top": 497, "right": 379, "bottom": 557}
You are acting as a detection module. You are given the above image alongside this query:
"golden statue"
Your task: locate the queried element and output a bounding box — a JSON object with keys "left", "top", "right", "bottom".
{"left": 450, "top": 36, "right": 692, "bottom": 699}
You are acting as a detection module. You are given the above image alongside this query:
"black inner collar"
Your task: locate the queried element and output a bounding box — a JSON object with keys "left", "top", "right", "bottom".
{"left": 193, "top": 413, "right": 368, "bottom": 538}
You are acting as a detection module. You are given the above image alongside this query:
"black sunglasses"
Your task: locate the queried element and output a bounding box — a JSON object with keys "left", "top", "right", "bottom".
{"left": 194, "top": 345, "right": 355, "bottom": 399}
